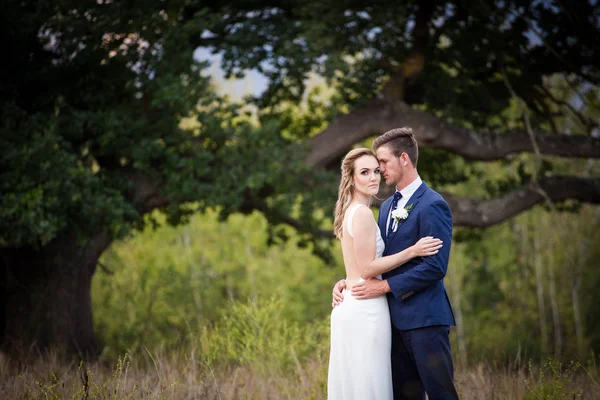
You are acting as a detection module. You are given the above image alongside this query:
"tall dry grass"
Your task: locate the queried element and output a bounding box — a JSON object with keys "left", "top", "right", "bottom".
{"left": 2, "top": 351, "right": 598, "bottom": 400}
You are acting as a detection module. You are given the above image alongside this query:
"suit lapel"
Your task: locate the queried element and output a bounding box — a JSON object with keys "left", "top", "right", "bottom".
{"left": 379, "top": 197, "right": 393, "bottom": 241}
{"left": 386, "top": 182, "right": 429, "bottom": 244}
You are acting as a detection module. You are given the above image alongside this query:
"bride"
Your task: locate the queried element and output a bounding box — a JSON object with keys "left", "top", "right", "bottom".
{"left": 327, "top": 148, "right": 442, "bottom": 400}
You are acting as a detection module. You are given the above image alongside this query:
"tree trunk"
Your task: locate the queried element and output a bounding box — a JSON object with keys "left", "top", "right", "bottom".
{"left": 449, "top": 267, "right": 467, "bottom": 368}
{"left": 547, "top": 254, "right": 562, "bottom": 358}
{"left": 532, "top": 218, "right": 548, "bottom": 358}
{"left": 571, "top": 215, "right": 589, "bottom": 358}
{"left": 182, "top": 227, "right": 203, "bottom": 321}
{"left": 0, "top": 231, "right": 112, "bottom": 359}
{"left": 571, "top": 266, "right": 584, "bottom": 357}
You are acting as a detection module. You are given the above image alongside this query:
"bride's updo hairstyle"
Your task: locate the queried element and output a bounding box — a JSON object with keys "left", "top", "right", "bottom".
{"left": 333, "top": 147, "right": 377, "bottom": 239}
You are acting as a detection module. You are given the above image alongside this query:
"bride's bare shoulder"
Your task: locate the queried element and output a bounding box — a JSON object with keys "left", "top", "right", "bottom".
{"left": 351, "top": 205, "right": 375, "bottom": 226}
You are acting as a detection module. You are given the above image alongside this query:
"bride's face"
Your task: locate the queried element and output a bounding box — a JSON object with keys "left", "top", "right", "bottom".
{"left": 352, "top": 155, "right": 381, "bottom": 197}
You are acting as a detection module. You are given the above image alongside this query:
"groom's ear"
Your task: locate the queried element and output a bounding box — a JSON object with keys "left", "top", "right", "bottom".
{"left": 400, "top": 152, "right": 410, "bottom": 166}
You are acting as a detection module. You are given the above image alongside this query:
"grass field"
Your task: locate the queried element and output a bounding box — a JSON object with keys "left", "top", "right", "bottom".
{"left": 2, "top": 351, "right": 598, "bottom": 399}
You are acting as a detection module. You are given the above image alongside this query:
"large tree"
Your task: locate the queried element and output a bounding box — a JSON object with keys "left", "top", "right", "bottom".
{"left": 1, "top": 0, "right": 599, "bottom": 357}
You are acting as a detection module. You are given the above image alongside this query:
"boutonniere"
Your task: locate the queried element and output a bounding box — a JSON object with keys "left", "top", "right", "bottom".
{"left": 392, "top": 204, "right": 414, "bottom": 223}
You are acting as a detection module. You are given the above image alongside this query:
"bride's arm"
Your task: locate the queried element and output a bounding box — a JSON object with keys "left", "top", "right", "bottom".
{"left": 352, "top": 208, "right": 442, "bottom": 279}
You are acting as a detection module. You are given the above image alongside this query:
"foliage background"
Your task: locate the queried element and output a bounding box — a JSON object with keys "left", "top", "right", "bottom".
{"left": 2, "top": 1, "right": 600, "bottom": 398}
{"left": 92, "top": 181, "right": 600, "bottom": 367}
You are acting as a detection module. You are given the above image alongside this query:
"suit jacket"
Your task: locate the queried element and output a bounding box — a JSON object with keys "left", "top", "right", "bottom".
{"left": 378, "top": 181, "right": 456, "bottom": 331}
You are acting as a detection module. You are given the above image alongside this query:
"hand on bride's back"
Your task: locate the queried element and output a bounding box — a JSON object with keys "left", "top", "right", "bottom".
{"left": 332, "top": 279, "right": 346, "bottom": 308}
{"left": 412, "top": 236, "right": 443, "bottom": 257}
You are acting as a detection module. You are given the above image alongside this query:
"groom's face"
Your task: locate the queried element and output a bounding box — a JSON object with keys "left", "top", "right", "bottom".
{"left": 376, "top": 146, "right": 404, "bottom": 186}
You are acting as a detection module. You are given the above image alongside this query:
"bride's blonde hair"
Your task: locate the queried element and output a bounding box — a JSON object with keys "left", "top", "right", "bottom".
{"left": 333, "top": 148, "right": 377, "bottom": 239}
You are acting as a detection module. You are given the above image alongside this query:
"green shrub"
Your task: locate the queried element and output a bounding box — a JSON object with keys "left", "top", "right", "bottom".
{"left": 200, "top": 297, "right": 329, "bottom": 373}
{"left": 525, "top": 359, "right": 583, "bottom": 399}
{"left": 92, "top": 210, "right": 340, "bottom": 359}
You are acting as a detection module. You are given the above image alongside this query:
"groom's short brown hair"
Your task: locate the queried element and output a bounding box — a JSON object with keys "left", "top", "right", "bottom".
{"left": 372, "top": 127, "right": 419, "bottom": 167}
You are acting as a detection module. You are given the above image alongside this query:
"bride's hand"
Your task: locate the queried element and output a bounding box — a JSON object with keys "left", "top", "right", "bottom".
{"left": 411, "top": 236, "right": 443, "bottom": 258}
{"left": 332, "top": 279, "right": 346, "bottom": 308}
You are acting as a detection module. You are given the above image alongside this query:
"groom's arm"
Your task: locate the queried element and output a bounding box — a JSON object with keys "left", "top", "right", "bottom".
{"left": 386, "top": 200, "right": 452, "bottom": 300}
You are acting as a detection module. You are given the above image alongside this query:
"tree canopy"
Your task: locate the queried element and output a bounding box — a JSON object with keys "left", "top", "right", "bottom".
{"left": 2, "top": 0, "right": 599, "bottom": 250}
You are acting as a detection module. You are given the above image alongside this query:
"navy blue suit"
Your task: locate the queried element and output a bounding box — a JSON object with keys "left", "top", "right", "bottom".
{"left": 378, "top": 182, "right": 459, "bottom": 400}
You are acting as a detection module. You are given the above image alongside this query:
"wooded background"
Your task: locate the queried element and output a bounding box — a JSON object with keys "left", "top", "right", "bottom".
{"left": 1, "top": 0, "right": 599, "bottom": 376}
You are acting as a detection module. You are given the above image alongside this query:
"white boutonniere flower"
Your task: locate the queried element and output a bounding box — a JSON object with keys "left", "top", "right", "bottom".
{"left": 392, "top": 204, "right": 414, "bottom": 223}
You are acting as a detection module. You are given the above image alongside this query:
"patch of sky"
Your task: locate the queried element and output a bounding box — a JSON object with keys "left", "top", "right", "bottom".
{"left": 194, "top": 47, "right": 269, "bottom": 100}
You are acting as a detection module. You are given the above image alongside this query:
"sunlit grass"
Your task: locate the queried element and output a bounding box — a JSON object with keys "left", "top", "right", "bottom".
{"left": 3, "top": 350, "right": 598, "bottom": 400}
{"left": 2, "top": 299, "right": 598, "bottom": 399}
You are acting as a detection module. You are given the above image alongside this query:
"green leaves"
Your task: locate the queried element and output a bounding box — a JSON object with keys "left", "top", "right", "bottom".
{"left": 0, "top": 1, "right": 231, "bottom": 247}
{"left": 0, "top": 110, "right": 133, "bottom": 246}
{"left": 93, "top": 210, "right": 338, "bottom": 359}
{"left": 3, "top": 0, "right": 598, "bottom": 254}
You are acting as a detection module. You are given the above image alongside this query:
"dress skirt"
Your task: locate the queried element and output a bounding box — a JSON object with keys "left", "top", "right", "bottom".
{"left": 327, "top": 288, "right": 393, "bottom": 400}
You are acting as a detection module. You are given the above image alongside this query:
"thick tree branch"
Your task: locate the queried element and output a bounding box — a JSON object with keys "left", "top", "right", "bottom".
{"left": 445, "top": 176, "right": 600, "bottom": 227}
{"left": 372, "top": 176, "right": 600, "bottom": 228}
{"left": 306, "top": 99, "right": 600, "bottom": 167}
{"left": 129, "top": 162, "right": 599, "bottom": 238}
{"left": 128, "top": 171, "right": 170, "bottom": 213}
{"left": 125, "top": 123, "right": 599, "bottom": 236}
{"left": 127, "top": 171, "right": 335, "bottom": 238}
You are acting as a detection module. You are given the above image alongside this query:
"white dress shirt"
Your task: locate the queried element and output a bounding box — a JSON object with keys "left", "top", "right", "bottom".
{"left": 386, "top": 176, "right": 423, "bottom": 232}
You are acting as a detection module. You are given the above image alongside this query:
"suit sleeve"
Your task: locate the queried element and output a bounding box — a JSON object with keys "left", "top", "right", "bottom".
{"left": 386, "top": 200, "right": 452, "bottom": 300}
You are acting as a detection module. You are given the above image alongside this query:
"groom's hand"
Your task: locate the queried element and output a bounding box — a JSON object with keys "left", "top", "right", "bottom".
{"left": 351, "top": 279, "right": 391, "bottom": 300}
{"left": 332, "top": 279, "right": 346, "bottom": 308}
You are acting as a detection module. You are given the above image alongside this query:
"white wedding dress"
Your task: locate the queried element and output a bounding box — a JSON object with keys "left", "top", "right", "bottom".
{"left": 327, "top": 204, "right": 393, "bottom": 400}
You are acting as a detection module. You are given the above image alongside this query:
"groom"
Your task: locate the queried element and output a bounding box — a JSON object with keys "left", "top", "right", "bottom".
{"left": 332, "top": 127, "right": 459, "bottom": 400}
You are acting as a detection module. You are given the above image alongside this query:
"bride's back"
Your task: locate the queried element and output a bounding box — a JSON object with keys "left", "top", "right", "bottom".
{"left": 340, "top": 204, "right": 370, "bottom": 289}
